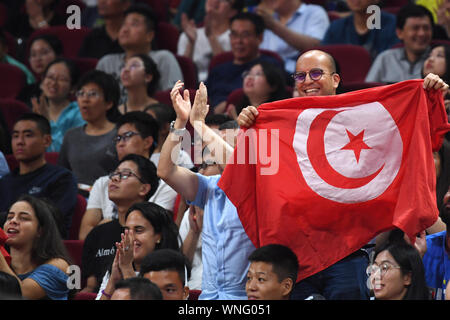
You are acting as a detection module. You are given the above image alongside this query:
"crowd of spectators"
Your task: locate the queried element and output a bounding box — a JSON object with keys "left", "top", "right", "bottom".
{"left": 0, "top": 0, "right": 449, "bottom": 302}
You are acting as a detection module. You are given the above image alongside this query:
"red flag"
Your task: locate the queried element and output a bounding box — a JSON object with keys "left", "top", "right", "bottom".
{"left": 0, "top": 227, "right": 11, "bottom": 266}
{"left": 218, "top": 80, "right": 450, "bottom": 282}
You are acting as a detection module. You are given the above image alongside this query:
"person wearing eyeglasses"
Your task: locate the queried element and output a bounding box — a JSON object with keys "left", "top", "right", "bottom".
{"left": 236, "top": 49, "right": 448, "bottom": 300}
{"left": 58, "top": 70, "right": 121, "bottom": 188}
{"left": 31, "top": 58, "right": 85, "bottom": 153}
{"left": 80, "top": 153, "right": 160, "bottom": 295}
{"left": 78, "top": 111, "right": 186, "bottom": 242}
{"left": 368, "top": 241, "right": 431, "bottom": 300}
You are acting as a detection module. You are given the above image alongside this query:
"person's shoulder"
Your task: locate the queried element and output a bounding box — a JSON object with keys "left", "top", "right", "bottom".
{"left": 44, "top": 258, "right": 70, "bottom": 274}
{"left": 301, "top": 2, "right": 327, "bottom": 15}
{"left": 98, "top": 52, "right": 123, "bottom": 64}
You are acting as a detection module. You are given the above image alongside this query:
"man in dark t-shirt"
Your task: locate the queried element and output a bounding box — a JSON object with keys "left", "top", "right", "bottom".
{"left": 0, "top": 114, "right": 78, "bottom": 238}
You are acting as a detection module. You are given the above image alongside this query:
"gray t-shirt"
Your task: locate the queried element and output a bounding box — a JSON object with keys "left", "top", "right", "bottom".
{"left": 58, "top": 125, "right": 118, "bottom": 186}
{"left": 365, "top": 47, "right": 430, "bottom": 83}
{"left": 96, "top": 50, "right": 184, "bottom": 103}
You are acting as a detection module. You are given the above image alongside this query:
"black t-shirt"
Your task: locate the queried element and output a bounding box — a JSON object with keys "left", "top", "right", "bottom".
{"left": 77, "top": 26, "right": 124, "bottom": 60}
{"left": 81, "top": 219, "right": 123, "bottom": 292}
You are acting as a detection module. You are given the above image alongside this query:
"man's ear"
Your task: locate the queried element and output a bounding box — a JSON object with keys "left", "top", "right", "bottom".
{"left": 332, "top": 72, "right": 341, "bottom": 89}
{"left": 139, "top": 183, "right": 151, "bottom": 198}
{"left": 396, "top": 27, "right": 404, "bottom": 41}
{"left": 183, "top": 286, "right": 190, "bottom": 300}
{"left": 43, "top": 134, "right": 52, "bottom": 149}
{"left": 281, "top": 278, "right": 294, "bottom": 298}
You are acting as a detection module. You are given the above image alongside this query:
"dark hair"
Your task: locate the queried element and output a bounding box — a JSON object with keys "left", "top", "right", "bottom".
{"left": 0, "top": 28, "right": 6, "bottom": 47}
{"left": 116, "top": 111, "right": 159, "bottom": 155}
{"left": 43, "top": 57, "right": 80, "bottom": 88}
{"left": 422, "top": 43, "right": 450, "bottom": 84}
{"left": 396, "top": 4, "right": 434, "bottom": 30}
{"left": 118, "top": 154, "right": 160, "bottom": 200}
{"left": 236, "top": 61, "right": 289, "bottom": 114}
{"left": 128, "top": 54, "right": 161, "bottom": 96}
{"left": 248, "top": 244, "right": 299, "bottom": 285}
{"left": 15, "top": 113, "right": 51, "bottom": 135}
{"left": 144, "top": 103, "right": 176, "bottom": 126}
{"left": 230, "top": 12, "right": 265, "bottom": 35}
{"left": 114, "top": 277, "right": 162, "bottom": 300}
{"left": 231, "top": 0, "right": 245, "bottom": 12}
{"left": 374, "top": 240, "right": 430, "bottom": 300}
{"left": 0, "top": 271, "right": 22, "bottom": 299}
{"left": 76, "top": 70, "right": 121, "bottom": 122}
{"left": 219, "top": 120, "right": 240, "bottom": 130}
{"left": 29, "top": 34, "right": 63, "bottom": 57}
{"left": 9, "top": 195, "right": 72, "bottom": 266}
{"left": 205, "top": 114, "right": 232, "bottom": 126}
{"left": 124, "top": 3, "right": 157, "bottom": 32}
{"left": 139, "top": 249, "right": 190, "bottom": 286}
{"left": 125, "top": 202, "right": 180, "bottom": 252}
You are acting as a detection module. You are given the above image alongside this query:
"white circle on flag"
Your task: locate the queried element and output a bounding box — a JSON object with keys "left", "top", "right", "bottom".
{"left": 293, "top": 102, "right": 403, "bottom": 203}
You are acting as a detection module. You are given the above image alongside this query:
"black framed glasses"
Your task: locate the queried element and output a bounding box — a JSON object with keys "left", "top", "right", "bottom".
{"left": 113, "top": 131, "right": 140, "bottom": 144}
{"left": 75, "top": 90, "right": 102, "bottom": 99}
{"left": 366, "top": 262, "right": 401, "bottom": 277}
{"left": 291, "top": 68, "right": 335, "bottom": 83}
{"left": 108, "top": 170, "right": 146, "bottom": 184}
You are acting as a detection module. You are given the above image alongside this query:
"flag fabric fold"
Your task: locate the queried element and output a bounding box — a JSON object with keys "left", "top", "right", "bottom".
{"left": 218, "top": 80, "right": 450, "bottom": 282}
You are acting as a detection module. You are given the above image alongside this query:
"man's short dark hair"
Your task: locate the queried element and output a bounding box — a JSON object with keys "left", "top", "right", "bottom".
{"left": 219, "top": 120, "right": 240, "bottom": 130}
{"left": 396, "top": 4, "right": 434, "bottom": 30}
{"left": 139, "top": 249, "right": 191, "bottom": 286}
{"left": 230, "top": 12, "right": 265, "bottom": 35}
{"left": 15, "top": 113, "right": 51, "bottom": 135}
{"left": 124, "top": 3, "right": 157, "bottom": 32}
{"left": 76, "top": 70, "right": 121, "bottom": 121}
{"left": 248, "top": 244, "right": 299, "bottom": 284}
{"left": 114, "top": 277, "right": 162, "bottom": 300}
{"left": 116, "top": 111, "right": 159, "bottom": 154}
{"left": 118, "top": 154, "right": 160, "bottom": 200}
{"left": 205, "top": 114, "right": 232, "bottom": 127}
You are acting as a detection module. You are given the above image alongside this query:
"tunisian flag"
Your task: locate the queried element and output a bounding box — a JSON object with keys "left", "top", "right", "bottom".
{"left": 0, "top": 227, "right": 11, "bottom": 266}
{"left": 218, "top": 80, "right": 450, "bottom": 282}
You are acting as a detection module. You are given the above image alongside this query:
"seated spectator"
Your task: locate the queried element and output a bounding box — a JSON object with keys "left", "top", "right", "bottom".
{"left": 0, "top": 195, "right": 72, "bottom": 300}
{"left": 321, "top": 0, "right": 400, "bottom": 59}
{"left": 0, "top": 271, "right": 22, "bottom": 300}
{"left": 17, "top": 34, "right": 63, "bottom": 108}
{"left": 31, "top": 58, "right": 85, "bottom": 152}
{"left": 0, "top": 113, "right": 78, "bottom": 237}
{"left": 118, "top": 54, "right": 160, "bottom": 114}
{"left": 81, "top": 154, "right": 160, "bottom": 294}
{"left": 97, "top": 202, "right": 180, "bottom": 299}
{"left": 96, "top": 3, "right": 184, "bottom": 104}
{"left": 5, "top": 0, "right": 67, "bottom": 40}
{"left": 79, "top": 111, "right": 180, "bottom": 240}
{"left": 368, "top": 240, "right": 431, "bottom": 300}
{"left": 139, "top": 248, "right": 190, "bottom": 300}
{"left": 173, "top": 0, "right": 206, "bottom": 29}
{"left": 58, "top": 70, "right": 120, "bottom": 187}
{"left": 78, "top": 0, "right": 130, "bottom": 59}
{"left": 0, "top": 28, "right": 35, "bottom": 85}
{"left": 422, "top": 185, "right": 450, "bottom": 300}
{"left": 366, "top": 4, "right": 434, "bottom": 84}
{"left": 111, "top": 277, "right": 162, "bottom": 300}
{"left": 205, "top": 12, "right": 284, "bottom": 113}
{"left": 226, "top": 61, "right": 290, "bottom": 119}
{"left": 246, "top": 244, "right": 299, "bottom": 300}
{"left": 0, "top": 151, "right": 9, "bottom": 178}
{"left": 177, "top": 0, "right": 244, "bottom": 82}
{"left": 256, "top": 0, "right": 330, "bottom": 75}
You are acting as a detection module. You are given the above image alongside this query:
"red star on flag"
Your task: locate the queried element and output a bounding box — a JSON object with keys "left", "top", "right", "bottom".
{"left": 341, "top": 129, "right": 372, "bottom": 163}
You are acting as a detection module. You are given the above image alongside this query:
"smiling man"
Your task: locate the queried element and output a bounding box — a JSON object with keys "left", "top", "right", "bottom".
{"left": 365, "top": 4, "right": 434, "bottom": 83}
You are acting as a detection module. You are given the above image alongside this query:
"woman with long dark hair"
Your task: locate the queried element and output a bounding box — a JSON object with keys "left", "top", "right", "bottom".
{"left": 368, "top": 240, "right": 430, "bottom": 300}
{"left": 0, "top": 195, "right": 72, "bottom": 300}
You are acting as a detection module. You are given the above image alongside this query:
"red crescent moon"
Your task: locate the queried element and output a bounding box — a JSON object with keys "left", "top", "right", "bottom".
{"left": 306, "top": 110, "right": 384, "bottom": 189}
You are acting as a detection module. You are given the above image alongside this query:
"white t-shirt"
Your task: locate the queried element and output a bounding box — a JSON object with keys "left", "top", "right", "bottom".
{"left": 177, "top": 27, "right": 231, "bottom": 82}
{"left": 86, "top": 151, "right": 194, "bottom": 219}
{"left": 179, "top": 208, "right": 203, "bottom": 290}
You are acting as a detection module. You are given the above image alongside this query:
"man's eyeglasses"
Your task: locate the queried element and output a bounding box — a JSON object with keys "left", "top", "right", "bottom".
{"left": 291, "top": 68, "right": 335, "bottom": 83}
{"left": 366, "top": 262, "right": 402, "bottom": 277}
{"left": 75, "top": 90, "right": 102, "bottom": 99}
{"left": 108, "top": 170, "right": 146, "bottom": 184}
{"left": 114, "top": 131, "right": 140, "bottom": 144}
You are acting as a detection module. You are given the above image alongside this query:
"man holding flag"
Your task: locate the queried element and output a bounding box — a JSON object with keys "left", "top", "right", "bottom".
{"left": 227, "top": 49, "right": 450, "bottom": 299}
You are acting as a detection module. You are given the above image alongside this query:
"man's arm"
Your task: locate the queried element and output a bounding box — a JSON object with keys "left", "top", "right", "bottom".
{"left": 157, "top": 81, "right": 199, "bottom": 202}
{"left": 78, "top": 208, "right": 102, "bottom": 241}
